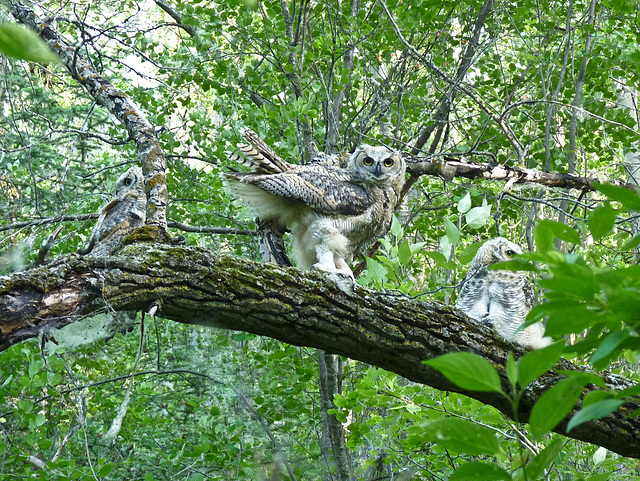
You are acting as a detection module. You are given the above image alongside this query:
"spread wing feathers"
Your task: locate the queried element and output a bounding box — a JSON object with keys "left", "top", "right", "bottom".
{"left": 227, "top": 166, "right": 373, "bottom": 216}
{"left": 228, "top": 128, "right": 292, "bottom": 174}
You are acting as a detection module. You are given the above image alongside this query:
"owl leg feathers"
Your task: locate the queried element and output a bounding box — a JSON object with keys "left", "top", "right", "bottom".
{"left": 312, "top": 247, "right": 354, "bottom": 280}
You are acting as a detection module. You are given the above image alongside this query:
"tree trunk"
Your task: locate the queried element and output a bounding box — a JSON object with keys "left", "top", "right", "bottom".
{"left": 318, "top": 350, "right": 353, "bottom": 481}
{"left": 1, "top": 239, "right": 639, "bottom": 458}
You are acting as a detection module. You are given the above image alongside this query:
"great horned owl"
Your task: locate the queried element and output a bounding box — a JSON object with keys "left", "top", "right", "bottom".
{"left": 78, "top": 166, "right": 146, "bottom": 257}
{"left": 456, "top": 237, "right": 551, "bottom": 349}
{"left": 224, "top": 128, "right": 406, "bottom": 280}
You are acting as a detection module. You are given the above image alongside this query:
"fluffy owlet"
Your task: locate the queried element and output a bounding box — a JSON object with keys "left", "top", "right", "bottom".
{"left": 224, "top": 128, "right": 406, "bottom": 280}
{"left": 456, "top": 237, "right": 551, "bottom": 349}
{"left": 78, "top": 166, "right": 146, "bottom": 257}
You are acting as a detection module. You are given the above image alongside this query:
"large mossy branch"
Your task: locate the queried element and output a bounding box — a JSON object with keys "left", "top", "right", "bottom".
{"left": 1, "top": 241, "right": 639, "bottom": 458}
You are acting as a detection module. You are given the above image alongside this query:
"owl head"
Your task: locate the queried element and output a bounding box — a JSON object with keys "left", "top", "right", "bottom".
{"left": 348, "top": 145, "right": 405, "bottom": 182}
{"left": 474, "top": 237, "right": 523, "bottom": 268}
{"left": 115, "top": 166, "right": 144, "bottom": 197}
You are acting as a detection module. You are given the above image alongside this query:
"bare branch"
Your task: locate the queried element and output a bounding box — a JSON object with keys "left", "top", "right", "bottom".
{"left": 406, "top": 155, "right": 639, "bottom": 192}
{"left": 0, "top": 214, "right": 98, "bottom": 232}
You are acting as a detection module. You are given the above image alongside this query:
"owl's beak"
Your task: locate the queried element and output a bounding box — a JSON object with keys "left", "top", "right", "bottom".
{"left": 374, "top": 163, "right": 381, "bottom": 176}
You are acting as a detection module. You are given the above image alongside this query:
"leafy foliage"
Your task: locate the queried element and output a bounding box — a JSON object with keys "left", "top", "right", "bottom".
{"left": 2, "top": 0, "right": 640, "bottom": 478}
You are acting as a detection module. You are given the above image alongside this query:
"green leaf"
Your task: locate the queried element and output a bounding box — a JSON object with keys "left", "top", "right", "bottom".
{"left": 566, "top": 399, "right": 624, "bottom": 432}
{"left": 517, "top": 341, "right": 564, "bottom": 388}
{"left": 520, "top": 438, "right": 565, "bottom": 480}
{"left": 457, "top": 192, "right": 472, "bottom": 214}
{"left": 531, "top": 301, "right": 601, "bottom": 336}
{"left": 542, "top": 263, "right": 600, "bottom": 300}
{"left": 588, "top": 203, "right": 616, "bottom": 241}
{"left": 458, "top": 241, "right": 482, "bottom": 264}
{"left": 534, "top": 220, "right": 581, "bottom": 252}
{"left": 440, "top": 235, "right": 452, "bottom": 259}
{"left": 466, "top": 199, "right": 491, "bottom": 229}
{"left": 409, "top": 241, "right": 427, "bottom": 255}
{"left": 416, "top": 418, "right": 499, "bottom": 455}
{"left": 390, "top": 215, "right": 403, "bottom": 237}
{"left": 444, "top": 218, "right": 459, "bottom": 245}
{"left": 593, "top": 182, "right": 640, "bottom": 211}
{"left": 592, "top": 446, "right": 608, "bottom": 466}
{"left": 398, "top": 240, "right": 412, "bottom": 266}
{"left": 0, "top": 24, "right": 59, "bottom": 63}
{"left": 28, "top": 361, "right": 41, "bottom": 379}
{"left": 589, "top": 330, "right": 630, "bottom": 371}
{"left": 529, "top": 376, "right": 590, "bottom": 438}
{"left": 621, "top": 234, "right": 640, "bottom": 251}
{"left": 449, "top": 462, "right": 511, "bottom": 481}
{"left": 424, "top": 352, "right": 503, "bottom": 393}
{"left": 99, "top": 464, "right": 114, "bottom": 477}
{"left": 365, "top": 257, "right": 387, "bottom": 282}
{"left": 424, "top": 251, "right": 448, "bottom": 264}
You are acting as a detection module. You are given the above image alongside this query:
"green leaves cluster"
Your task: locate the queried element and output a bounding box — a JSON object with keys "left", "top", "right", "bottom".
{"left": 423, "top": 343, "right": 575, "bottom": 480}
{"left": 3, "top": 0, "right": 640, "bottom": 477}
{"left": 358, "top": 216, "right": 427, "bottom": 293}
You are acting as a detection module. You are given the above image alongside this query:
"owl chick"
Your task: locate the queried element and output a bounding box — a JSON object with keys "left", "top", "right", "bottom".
{"left": 78, "top": 166, "right": 146, "bottom": 257}
{"left": 456, "top": 237, "right": 551, "bottom": 349}
{"left": 224, "top": 128, "right": 406, "bottom": 280}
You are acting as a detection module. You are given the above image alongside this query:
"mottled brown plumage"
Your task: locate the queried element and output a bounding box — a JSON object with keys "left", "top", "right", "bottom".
{"left": 225, "top": 129, "right": 406, "bottom": 279}
{"left": 78, "top": 166, "right": 146, "bottom": 257}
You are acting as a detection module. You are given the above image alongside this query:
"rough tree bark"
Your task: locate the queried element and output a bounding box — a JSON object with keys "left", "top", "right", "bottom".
{"left": 1, "top": 241, "right": 639, "bottom": 459}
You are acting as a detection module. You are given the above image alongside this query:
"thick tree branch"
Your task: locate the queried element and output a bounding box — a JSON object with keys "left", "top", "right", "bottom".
{"left": 0, "top": 241, "right": 638, "bottom": 458}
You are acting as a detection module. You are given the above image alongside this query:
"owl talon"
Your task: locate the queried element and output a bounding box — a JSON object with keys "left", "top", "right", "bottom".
{"left": 311, "top": 262, "right": 354, "bottom": 279}
{"left": 311, "top": 262, "right": 356, "bottom": 294}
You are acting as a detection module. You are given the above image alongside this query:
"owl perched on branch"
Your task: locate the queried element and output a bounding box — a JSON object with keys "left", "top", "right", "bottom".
{"left": 78, "top": 166, "right": 146, "bottom": 257}
{"left": 224, "top": 128, "right": 406, "bottom": 280}
{"left": 456, "top": 237, "right": 551, "bottom": 349}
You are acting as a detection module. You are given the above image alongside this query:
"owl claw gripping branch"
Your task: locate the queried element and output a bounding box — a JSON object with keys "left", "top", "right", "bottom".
{"left": 224, "top": 128, "right": 406, "bottom": 282}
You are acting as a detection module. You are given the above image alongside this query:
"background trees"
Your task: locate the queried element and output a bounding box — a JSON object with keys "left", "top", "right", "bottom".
{"left": 1, "top": 0, "right": 640, "bottom": 479}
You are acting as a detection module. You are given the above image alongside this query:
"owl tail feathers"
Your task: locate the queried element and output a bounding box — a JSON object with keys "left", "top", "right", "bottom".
{"left": 224, "top": 128, "right": 292, "bottom": 175}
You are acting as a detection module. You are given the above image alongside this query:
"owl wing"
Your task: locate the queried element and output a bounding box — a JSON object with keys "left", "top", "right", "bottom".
{"left": 98, "top": 193, "right": 145, "bottom": 241}
{"left": 228, "top": 128, "right": 293, "bottom": 174}
{"left": 227, "top": 166, "right": 374, "bottom": 216}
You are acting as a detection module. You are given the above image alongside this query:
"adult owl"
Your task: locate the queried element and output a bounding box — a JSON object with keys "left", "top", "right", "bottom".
{"left": 78, "top": 166, "right": 146, "bottom": 257}
{"left": 456, "top": 237, "right": 551, "bottom": 349}
{"left": 224, "top": 128, "right": 406, "bottom": 280}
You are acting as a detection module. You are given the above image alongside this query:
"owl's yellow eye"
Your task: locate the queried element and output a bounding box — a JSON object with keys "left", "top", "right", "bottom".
{"left": 362, "top": 156, "right": 374, "bottom": 166}
{"left": 383, "top": 158, "right": 394, "bottom": 168}
{"left": 123, "top": 178, "right": 133, "bottom": 186}
{"left": 505, "top": 249, "right": 515, "bottom": 257}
